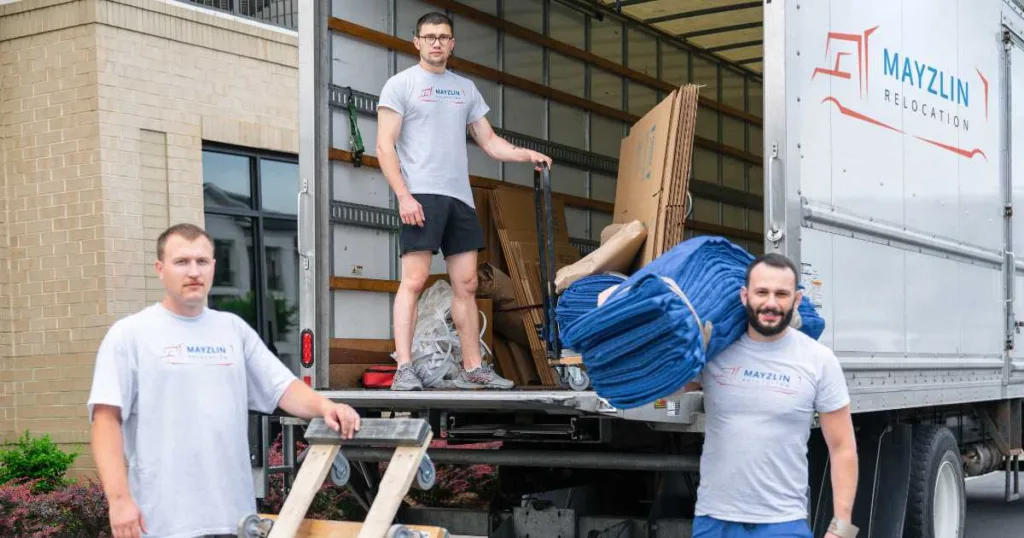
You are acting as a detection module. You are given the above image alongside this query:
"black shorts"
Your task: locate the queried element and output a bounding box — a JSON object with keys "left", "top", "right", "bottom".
{"left": 400, "top": 194, "right": 485, "bottom": 258}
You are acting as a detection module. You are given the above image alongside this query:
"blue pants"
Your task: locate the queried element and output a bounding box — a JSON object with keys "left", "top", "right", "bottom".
{"left": 693, "top": 516, "right": 813, "bottom": 538}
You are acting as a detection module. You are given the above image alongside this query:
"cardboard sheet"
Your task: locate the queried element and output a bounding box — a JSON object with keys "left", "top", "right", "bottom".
{"left": 554, "top": 219, "right": 647, "bottom": 293}
{"left": 612, "top": 84, "right": 701, "bottom": 267}
{"left": 489, "top": 187, "right": 579, "bottom": 386}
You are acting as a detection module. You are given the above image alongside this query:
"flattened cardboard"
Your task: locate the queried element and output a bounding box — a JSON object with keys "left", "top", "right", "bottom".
{"left": 612, "top": 84, "right": 701, "bottom": 267}
{"left": 489, "top": 187, "right": 578, "bottom": 386}
{"left": 613, "top": 89, "right": 679, "bottom": 267}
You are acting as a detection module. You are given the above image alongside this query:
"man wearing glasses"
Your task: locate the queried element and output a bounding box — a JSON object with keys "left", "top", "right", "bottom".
{"left": 377, "top": 12, "right": 552, "bottom": 390}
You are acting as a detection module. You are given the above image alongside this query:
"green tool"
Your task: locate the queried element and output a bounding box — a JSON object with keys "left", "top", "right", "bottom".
{"left": 346, "top": 86, "right": 364, "bottom": 167}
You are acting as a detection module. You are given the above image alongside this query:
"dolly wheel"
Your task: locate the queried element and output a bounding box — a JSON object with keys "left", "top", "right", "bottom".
{"left": 415, "top": 453, "right": 436, "bottom": 490}
{"left": 236, "top": 514, "right": 272, "bottom": 538}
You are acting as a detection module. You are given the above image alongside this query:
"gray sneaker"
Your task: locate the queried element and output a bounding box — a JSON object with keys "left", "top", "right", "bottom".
{"left": 390, "top": 364, "right": 423, "bottom": 391}
{"left": 452, "top": 363, "right": 515, "bottom": 390}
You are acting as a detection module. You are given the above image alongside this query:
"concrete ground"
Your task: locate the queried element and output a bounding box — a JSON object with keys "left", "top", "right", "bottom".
{"left": 965, "top": 471, "right": 1024, "bottom": 537}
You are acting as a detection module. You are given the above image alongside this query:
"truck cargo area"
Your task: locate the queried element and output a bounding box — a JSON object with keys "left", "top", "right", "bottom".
{"left": 263, "top": 0, "right": 1024, "bottom": 536}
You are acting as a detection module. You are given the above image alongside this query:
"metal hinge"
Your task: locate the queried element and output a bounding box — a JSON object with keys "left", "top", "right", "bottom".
{"left": 1006, "top": 204, "right": 1014, "bottom": 218}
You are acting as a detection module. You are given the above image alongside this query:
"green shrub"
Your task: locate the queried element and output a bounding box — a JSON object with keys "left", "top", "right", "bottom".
{"left": 0, "top": 431, "right": 79, "bottom": 493}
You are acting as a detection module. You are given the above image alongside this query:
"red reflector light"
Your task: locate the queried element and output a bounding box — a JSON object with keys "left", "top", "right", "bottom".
{"left": 303, "top": 375, "right": 312, "bottom": 386}
{"left": 300, "top": 329, "right": 314, "bottom": 368}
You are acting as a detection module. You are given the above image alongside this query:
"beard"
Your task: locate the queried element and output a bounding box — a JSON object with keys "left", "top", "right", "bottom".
{"left": 745, "top": 303, "right": 794, "bottom": 337}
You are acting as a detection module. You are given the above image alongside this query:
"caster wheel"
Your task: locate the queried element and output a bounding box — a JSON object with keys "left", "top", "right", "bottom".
{"left": 236, "top": 514, "right": 272, "bottom": 538}
{"left": 386, "top": 524, "right": 413, "bottom": 538}
{"left": 414, "top": 453, "right": 436, "bottom": 490}
{"left": 567, "top": 368, "right": 590, "bottom": 392}
{"left": 330, "top": 452, "right": 350, "bottom": 487}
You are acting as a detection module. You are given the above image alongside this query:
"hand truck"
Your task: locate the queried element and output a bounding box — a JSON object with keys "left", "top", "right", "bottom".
{"left": 533, "top": 162, "right": 590, "bottom": 392}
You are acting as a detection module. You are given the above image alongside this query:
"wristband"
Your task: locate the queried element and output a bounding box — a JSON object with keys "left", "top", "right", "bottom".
{"left": 828, "top": 517, "right": 859, "bottom": 538}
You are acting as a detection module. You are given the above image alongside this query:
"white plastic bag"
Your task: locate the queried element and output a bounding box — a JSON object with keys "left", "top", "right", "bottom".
{"left": 394, "top": 280, "right": 493, "bottom": 388}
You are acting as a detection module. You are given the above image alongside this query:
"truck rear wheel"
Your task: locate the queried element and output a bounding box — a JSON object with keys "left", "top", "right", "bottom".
{"left": 903, "top": 425, "right": 965, "bottom": 538}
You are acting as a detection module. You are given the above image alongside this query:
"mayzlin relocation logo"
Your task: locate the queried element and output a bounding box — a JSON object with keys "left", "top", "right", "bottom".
{"left": 881, "top": 48, "right": 982, "bottom": 132}
{"left": 811, "top": 25, "right": 989, "bottom": 160}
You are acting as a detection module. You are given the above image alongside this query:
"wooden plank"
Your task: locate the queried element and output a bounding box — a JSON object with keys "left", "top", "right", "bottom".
{"left": 330, "top": 275, "right": 448, "bottom": 293}
{"left": 330, "top": 364, "right": 383, "bottom": 388}
{"left": 357, "top": 431, "right": 434, "bottom": 538}
{"left": 329, "top": 339, "right": 394, "bottom": 366}
{"left": 258, "top": 515, "right": 449, "bottom": 538}
{"left": 326, "top": 17, "right": 764, "bottom": 165}
{"left": 329, "top": 17, "right": 635, "bottom": 123}
{"left": 333, "top": 338, "right": 396, "bottom": 353}
{"left": 422, "top": 0, "right": 762, "bottom": 127}
{"left": 329, "top": 148, "right": 616, "bottom": 214}
{"left": 267, "top": 444, "right": 342, "bottom": 538}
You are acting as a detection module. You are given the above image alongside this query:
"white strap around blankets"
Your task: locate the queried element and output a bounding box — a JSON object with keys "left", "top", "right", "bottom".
{"left": 237, "top": 417, "right": 448, "bottom": 538}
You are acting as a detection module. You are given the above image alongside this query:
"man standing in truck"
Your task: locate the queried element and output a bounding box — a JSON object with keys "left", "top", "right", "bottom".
{"left": 376, "top": 12, "right": 553, "bottom": 391}
{"left": 693, "top": 253, "right": 859, "bottom": 538}
{"left": 87, "top": 223, "right": 361, "bottom": 538}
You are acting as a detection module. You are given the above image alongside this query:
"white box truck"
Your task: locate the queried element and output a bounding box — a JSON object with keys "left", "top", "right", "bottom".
{"left": 256, "top": 1, "right": 1024, "bottom": 536}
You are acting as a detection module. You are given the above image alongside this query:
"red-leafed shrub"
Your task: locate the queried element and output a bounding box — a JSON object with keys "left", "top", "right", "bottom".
{"left": 0, "top": 478, "right": 110, "bottom": 538}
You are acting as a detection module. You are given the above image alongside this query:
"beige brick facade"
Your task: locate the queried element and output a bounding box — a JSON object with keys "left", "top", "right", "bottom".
{"left": 0, "top": 0, "right": 299, "bottom": 474}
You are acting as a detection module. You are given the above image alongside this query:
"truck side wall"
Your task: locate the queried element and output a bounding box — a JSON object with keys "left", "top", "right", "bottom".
{"left": 769, "top": 0, "right": 1024, "bottom": 412}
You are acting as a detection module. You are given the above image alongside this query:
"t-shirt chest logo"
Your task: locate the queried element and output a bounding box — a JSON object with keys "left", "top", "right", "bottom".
{"left": 711, "top": 366, "right": 804, "bottom": 396}
{"left": 418, "top": 85, "right": 465, "bottom": 104}
{"left": 159, "top": 343, "right": 235, "bottom": 367}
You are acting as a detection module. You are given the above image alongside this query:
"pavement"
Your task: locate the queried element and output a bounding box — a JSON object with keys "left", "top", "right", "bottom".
{"left": 965, "top": 471, "right": 1024, "bottom": 538}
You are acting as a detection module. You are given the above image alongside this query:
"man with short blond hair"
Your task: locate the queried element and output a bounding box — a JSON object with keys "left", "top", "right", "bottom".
{"left": 88, "top": 223, "right": 361, "bottom": 538}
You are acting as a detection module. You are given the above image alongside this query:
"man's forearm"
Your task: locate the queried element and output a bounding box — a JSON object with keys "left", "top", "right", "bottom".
{"left": 91, "top": 418, "right": 130, "bottom": 501}
{"left": 480, "top": 135, "right": 530, "bottom": 162}
{"left": 377, "top": 143, "right": 410, "bottom": 197}
{"left": 830, "top": 445, "right": 859, "bottom": 521}
{"left": 277, "top": 379, "right": 329, "bottom": 420}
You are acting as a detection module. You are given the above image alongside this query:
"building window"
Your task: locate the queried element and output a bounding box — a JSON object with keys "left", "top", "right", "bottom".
{"left": 175, "top": 0, "right": 298, "bottom": 30}
{"left": 202, "top": 143, "right": 300, "bottom": 370}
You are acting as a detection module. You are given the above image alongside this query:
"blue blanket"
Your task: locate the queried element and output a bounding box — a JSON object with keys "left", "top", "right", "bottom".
{"left": 556, "top": 274, "right": 627, "bottom": 342}
{"left": 559, "top": 236, "right": 825, "bottom": 409}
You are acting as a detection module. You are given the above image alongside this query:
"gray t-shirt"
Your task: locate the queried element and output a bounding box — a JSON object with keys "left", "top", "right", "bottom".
{"left": 695, "top": 329, "right": 851, "bottom": 524}
{"left": 378, "top": 64, "right": 490, "bottom": 209}
{"left": 86, "top": 304, "right": 296, "bottom": 538}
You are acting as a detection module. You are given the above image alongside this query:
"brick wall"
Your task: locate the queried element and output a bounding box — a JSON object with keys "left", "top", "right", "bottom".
{"left": 0, "top": 0, "right": 299, "bottom": 475}
{"left": 1, "top": 1, "right": 103, "bottom": 450}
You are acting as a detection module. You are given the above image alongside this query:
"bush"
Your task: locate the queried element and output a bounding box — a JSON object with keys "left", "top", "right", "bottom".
{"left": 0, "top": 431, "right": 79, "bottom": 493}
{"left": 0, "top": 478, "right": 110, "bottom": 538}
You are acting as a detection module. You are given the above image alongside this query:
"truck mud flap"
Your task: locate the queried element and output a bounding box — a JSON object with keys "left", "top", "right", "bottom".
{"left": 809, "top": 421, "right": 912, "bottom": 538}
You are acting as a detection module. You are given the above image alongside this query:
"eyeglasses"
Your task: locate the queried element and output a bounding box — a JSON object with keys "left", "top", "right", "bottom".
{"left": 417, "top": 34, "right": 452, "bottom": 45}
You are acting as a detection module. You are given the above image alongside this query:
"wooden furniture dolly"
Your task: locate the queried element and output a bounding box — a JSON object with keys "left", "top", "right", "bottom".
{"left": 236, "top": 417, "right": 449, "bottom": 538}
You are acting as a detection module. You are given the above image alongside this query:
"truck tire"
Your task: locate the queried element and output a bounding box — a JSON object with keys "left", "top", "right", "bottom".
{"left": 902, "top": 425, "right": 965, "bottom": 538}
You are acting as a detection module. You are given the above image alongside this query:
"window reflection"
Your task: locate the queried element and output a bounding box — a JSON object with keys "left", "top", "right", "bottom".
{"left": 203, "top": 151, "right": 251, "bottom": 210}
{"left": 260, "top": 159, "right": 299, "bottom": 217}
{"left": 207, "top": 214, "right": 258, "bottom": 332}
{"left": 263, "top": 219, "right": 300, "bottom": 368}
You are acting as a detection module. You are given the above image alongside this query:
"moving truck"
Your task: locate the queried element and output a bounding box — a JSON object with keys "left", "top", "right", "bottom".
{"left": 256, "top": 1, "right": 1024, "bottom": 536}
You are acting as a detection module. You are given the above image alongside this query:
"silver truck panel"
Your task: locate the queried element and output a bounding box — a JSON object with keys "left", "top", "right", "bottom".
{"left": 767, "top": 0, "right": 1024, "bottom": 412}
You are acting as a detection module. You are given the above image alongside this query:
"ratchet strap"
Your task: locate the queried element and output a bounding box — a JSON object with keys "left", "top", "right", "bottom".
{"left": 345, "top": 86, "right": 364, "bottom": 167}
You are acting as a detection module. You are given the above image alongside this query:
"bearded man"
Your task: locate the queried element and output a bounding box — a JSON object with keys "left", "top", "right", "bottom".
{"left": 691, "top": 253, "right": 860, "bottom": 538}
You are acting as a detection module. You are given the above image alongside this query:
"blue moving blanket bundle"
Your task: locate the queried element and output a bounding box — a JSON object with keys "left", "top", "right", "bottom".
{"left": 556, "top": 274, "right": 627, "bottom": 336}
{"left": 559, "top": 236, "right": 825, "bottom": 409}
